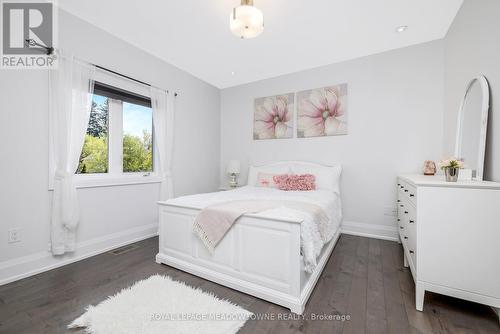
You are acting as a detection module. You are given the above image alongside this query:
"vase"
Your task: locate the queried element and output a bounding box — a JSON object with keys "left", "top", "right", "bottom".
{"left": 444, "top": 167, "right": 460, "bottom": 182}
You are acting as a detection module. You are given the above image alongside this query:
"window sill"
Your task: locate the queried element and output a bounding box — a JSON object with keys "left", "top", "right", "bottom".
{"left": 48, "top": 174, "right": 163, "bottom": 190}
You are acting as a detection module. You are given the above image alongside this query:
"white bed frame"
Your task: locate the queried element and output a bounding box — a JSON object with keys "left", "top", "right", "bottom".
{"left": 156, "top": 161, "right": 341, "bottom": 314}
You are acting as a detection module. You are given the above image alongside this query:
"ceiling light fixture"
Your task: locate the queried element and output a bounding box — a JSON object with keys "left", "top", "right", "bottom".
{"left": 395, "top": 25, "right": 408, "bottom": 33}
{"left": 230, "top": 0, "right": 264, "bottom": 39}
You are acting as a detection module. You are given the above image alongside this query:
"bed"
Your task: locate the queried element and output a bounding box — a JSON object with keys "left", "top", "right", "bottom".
{"left": 156, "top": 161, "right": 342, "bottom": 314}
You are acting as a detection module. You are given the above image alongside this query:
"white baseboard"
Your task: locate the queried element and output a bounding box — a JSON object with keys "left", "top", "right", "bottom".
{"left": 341, "top": 221, "right": 399, "bottom": 242}
{"left": 0, "top": 223, "right": 158, "bottom": 286}
{"left": 0, "top": 221, "right": 397, "bottom": 286}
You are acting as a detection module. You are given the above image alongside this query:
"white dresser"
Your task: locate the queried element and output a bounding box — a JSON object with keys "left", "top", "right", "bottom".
{"left": 397, "top": 174, "right": 500, "bottom": 316}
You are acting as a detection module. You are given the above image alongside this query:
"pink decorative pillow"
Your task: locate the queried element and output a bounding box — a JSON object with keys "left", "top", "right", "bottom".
{"left": 273, "top": 174, "right": 316, "bottom": 191}
{"left": 256, "top": 172, "right": 279, "bottom": 188}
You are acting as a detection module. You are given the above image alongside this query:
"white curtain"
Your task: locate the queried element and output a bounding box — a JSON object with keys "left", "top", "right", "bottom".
{"left": 151, "top": 87, "right": 175, "bottom": 200}
{"left": 49, "top": 55, "right": 95, "bottom": 255}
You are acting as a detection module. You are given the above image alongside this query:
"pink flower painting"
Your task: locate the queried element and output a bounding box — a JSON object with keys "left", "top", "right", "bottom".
{"left": 297, "top": 84, "right": 348, "bottom": 137}
{"left": 254, "top": 93, "right": 294, "bottom": 140}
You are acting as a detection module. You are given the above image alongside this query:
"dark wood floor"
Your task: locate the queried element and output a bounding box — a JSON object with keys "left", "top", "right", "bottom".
{"left": 0, "top": 235, "right": 498, "bottom": 334}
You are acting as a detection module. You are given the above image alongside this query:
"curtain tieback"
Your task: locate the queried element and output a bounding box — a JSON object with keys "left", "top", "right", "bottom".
{"left": 54, "top": 169, "right": 77, "bottom": 230}
{"left": 54, "top": 169, "right": 72, "bottom": 181}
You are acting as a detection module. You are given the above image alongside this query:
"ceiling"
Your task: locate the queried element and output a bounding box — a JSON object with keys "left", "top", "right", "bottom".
{"left": 59, "top": 0, "right": 463, "bottom": 89}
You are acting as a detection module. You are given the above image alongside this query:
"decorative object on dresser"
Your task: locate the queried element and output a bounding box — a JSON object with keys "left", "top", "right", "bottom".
{"left": 297, "top": 84, "right": 348, "bottom": 137}
{"left": 438, "top": 158, "right": 463, "bottom": 182}
{"left": 396, "top": 174, "right": 500, "bottom": 322}
{"left": 443, "top": 166, "right": 459, "bottom": 182}
{"left": 423, "top": 160, "right": 436, "bottom": 175}
{"left": 226, "top": 160, "right": 240, "bottom": 187}
{"left": 253, "top": 93, "right": 294, "bottom": 140}
{"left": 454, "top": 75, "right": 490, "bottom": 181}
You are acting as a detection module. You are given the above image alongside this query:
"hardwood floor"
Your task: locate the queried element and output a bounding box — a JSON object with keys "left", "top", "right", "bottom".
{"left": 0, "top": 235, "right": 498, "bottom": 333}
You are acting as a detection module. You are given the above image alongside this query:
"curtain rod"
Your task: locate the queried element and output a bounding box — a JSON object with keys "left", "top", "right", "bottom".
{"left": 94, "top": 64, "right": 178, "bottom": 97}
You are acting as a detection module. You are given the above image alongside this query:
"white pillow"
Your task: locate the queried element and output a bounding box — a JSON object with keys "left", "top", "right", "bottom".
{"left": 255, "top": 172, "right": 279, "bottom": 188}
{"left": 247, "top": 165, "right": 291, "bottom": 186}
{"left": 291, "top": 164, "right": 342, "bottom": 193}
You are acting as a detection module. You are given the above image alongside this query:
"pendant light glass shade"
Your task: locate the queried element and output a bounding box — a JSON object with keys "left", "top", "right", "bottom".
{"left": 230, "top": 1, "right": 264, "bottom": 39}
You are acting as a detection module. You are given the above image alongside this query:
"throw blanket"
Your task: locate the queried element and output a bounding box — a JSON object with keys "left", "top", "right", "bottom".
{"left": 193, "top": 200, "right": 330, "bottom": 254}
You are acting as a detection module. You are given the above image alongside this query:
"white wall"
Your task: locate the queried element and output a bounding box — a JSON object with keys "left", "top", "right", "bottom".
{"left": 220, "top": 41, "right": 444, "bottom": 236}
{"left": 0, "top": 10, "right": 220, "bottom": 284}
{"left": 444, "top": 0, "right": 500, "bottom": 181}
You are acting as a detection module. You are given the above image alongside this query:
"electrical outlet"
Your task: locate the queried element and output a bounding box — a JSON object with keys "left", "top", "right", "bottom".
{"left": 8, "top": 228, "right": 21, "bottom": 243}
{"left": 383, "top": 207, "right": 398, "bottom": 217}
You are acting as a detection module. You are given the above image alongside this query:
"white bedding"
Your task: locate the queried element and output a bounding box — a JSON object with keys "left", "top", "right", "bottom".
{"left": 166, "top": 186, "right": 342, "bottom": 272}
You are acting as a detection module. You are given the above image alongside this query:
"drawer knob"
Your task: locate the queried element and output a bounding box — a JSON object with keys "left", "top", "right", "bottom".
{"left": 404, "top": 236, "right": 408, "bottom": 239}
{"left": 400, "top": 186, "right": 404, "bottom": 189}
{"left": 397, "top": 199, "right": 401, "bottom": 202}
{"left": 404, "top": 189, "right": 408, "bottom": 193}
{"left": 400, "top": 226, "right": 404, "bottom": 229}
{"left": 400, "top": 204, "right": 404, "bottom": 207}
{"left": 397, "top": 183, "right": 401, "bottom": 186}
{"left": 409, "top": 250, "right": 414, "bottom": 254}
{"left": 409, "top": 220, "right": 414, "bottom": 224}
{"left": 410, "top": 194, "right": 415, "bottom": 197}
{"left": 404, "top": 211, "right": 408, "bottom": 214}
{"left": 397, "top": 218, "right": 400, "bottom": 221}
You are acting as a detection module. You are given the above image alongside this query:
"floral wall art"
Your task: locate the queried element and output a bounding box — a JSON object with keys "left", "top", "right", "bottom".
{"left": 253, "top": 93, "right": 294, "bottom": 140}
{"left": 297, "top": 84, "right": 348, "bottom": 137}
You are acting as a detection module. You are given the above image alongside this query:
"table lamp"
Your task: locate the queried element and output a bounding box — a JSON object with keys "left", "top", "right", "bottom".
{"left": 227, "top": 160, "right": 240, "bottom": 188}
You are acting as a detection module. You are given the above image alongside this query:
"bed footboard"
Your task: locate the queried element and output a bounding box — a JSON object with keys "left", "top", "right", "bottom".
{"left": 156, "top": 202, "right": 338, "bottom": 314}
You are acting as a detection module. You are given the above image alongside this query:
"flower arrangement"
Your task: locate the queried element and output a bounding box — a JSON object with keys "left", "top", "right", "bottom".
{"left": 438, "top": 158, "right": 464, "bottom": 170}
{"left": 438, "top": 158, "right": 464, "bottom": 182}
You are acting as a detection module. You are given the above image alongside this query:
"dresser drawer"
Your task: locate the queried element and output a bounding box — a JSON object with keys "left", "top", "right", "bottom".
{"left": 398, "top": 179, "right": 417, "bottom": 206}
{"left": 409, "top": 248, "right": 417, "bottom": 271}
{"left": 398, "top": 221, "right": 405, "bottom": 240}
{"left": 406, "top": 205, "right": 417, "bottom": 247}
{"left": 397, "top": 197, "right": 407, "bottom": 239}
{"left": 406, "top": 203, "right": 417, "bottom": 270}
{"left": 399, "top": 202, "right": 411, "bottom": 245}
{"left": 397, "top": 181, "right": 406, "bottom": 198}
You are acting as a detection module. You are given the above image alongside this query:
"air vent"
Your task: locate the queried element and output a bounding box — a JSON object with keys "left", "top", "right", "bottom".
{"left": 109, "top": 244, "right": 139, "bottom": 255}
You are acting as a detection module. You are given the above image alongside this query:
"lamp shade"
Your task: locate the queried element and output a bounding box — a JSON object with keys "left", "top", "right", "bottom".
{"left": 229, "top": 3, "right": 264, "bottom": 39}
{"left": 227, "top": 160, "right": 241, "bottom": 174}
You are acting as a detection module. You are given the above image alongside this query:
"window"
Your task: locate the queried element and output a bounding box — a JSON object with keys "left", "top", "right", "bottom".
{"left": 77, "top": 95, "right": 109, "bottom": 174}
{"left": 123, "top": 102, "right": 153, "bottom": 173}
{"left": 71, "top": 80, "right": 159, "bottom": 187}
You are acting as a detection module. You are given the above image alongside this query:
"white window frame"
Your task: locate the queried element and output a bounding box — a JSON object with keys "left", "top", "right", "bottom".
{"left": 48, "top": 68, "right": 162, "bottom": 189}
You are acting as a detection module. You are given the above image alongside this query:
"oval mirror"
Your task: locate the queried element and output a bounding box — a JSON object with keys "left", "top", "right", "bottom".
{"left": 454, "top": 76, "right": 490, "bottom": 181}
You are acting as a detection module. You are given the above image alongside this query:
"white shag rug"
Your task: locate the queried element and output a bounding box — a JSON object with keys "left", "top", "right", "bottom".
{"left": 69, "top": 275, "right": 252, "bottom": 334}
